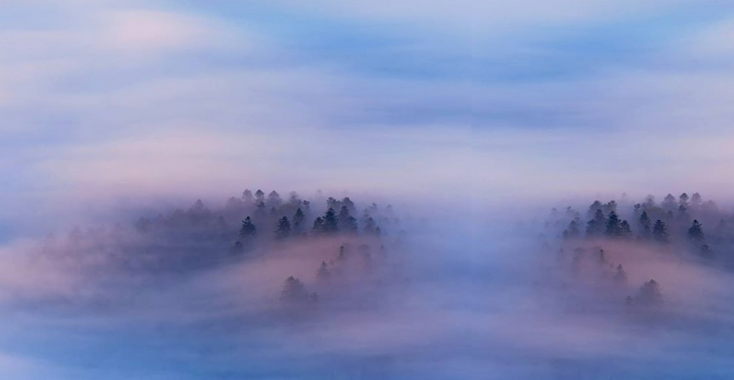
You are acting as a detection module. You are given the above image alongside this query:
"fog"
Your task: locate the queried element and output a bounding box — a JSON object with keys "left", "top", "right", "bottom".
{"left": 0, "top": 189, "right": 732, "bottom": 379}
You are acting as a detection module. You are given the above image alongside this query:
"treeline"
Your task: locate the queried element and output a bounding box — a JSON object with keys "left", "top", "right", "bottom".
{"left": 546, "top": 192, "right": 734, "bottom": 311}
{"left": 551, "top": 192, "right": 726, "bottom": 258}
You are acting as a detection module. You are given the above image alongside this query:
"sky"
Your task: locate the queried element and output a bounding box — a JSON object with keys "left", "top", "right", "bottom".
{"left": 3, "top": 1, "right": 734, "bottom": 227}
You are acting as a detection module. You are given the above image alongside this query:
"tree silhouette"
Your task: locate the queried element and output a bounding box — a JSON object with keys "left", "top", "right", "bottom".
{"left": 605, "top": 211, "right": 622, "bottom": 237}
{"left": 652, "top": 220, "right": 669, "bottom": 244}
{"left": 338, "top": 206, "right": 358, "bottom": 233}
{"left": 639, "top": 211, "right": 651, "bottom": 238}
{"left": 239, "top": 216, "right": 257, "bottom": 239}
{"left": 636, "top": 279, "right": 663, "bottom": 306}
{"left": 687, "top": 220, "right": 705, "bottom": 246}
{"left": 586, "top": 209, "right": 606, "bottom": 236}
{"left": 275, "top": 216, "right": 291, "bottom": 240}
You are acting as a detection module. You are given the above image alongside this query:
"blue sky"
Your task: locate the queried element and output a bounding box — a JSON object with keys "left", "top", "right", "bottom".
{"left": 2, "top": 0, "right": 734, "bottom": 237}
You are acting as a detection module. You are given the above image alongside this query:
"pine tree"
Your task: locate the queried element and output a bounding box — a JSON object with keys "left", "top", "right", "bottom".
{"left": 312, "top": 217, "right": 324, "bottom": 234}
{"left": 639, "top": 211, "right": 652, "bottom": 238}
{"left": 292, "top": 208, "right": 305, "bottom": 234}
{"left": 321, "top": 208, "right": 339, "bottom": 234}
{"left": 363, "top": 215, "right": 379, "bottom": 235}
{"left": 687, "top": 220, "right": 705, "bottom": 245}
{"left": 239, "top": 216, "right": 257, "bottom": 239}
{"left": 613, "top": 264, "right": 627, "bottom": 285}
{"left": 242, "top": 189, "right": 253, "bottom": 203}
{"left": 662, "top": 193, "right": 677, "bottom": 210}
{"left": 586, "top": 209, "right": 606, "bottom": 236}
{"left": 281, "top": 276, "right": 308, "bottom": 303}
{"left": 564, "top": 219, "right": 581, "bottom": 239}
{"left": 700, "top": 244, "right": 714, "bottom": 258}
{"left": 605, "top": 211, "right": 622, "bottom": 237}
{"left": 275, "top": 216, "right": 291, "bottom": 240}
{"left": 255, "top": 189, "right": 265, "bottom": 203}
{"left": 637, "top": 279, "right": 663, "bottom": 306}
{"left": 620, "top": 220, "right": 632, "bottom": 239}
{"left": 652, "top": 220, "right": 669, "bottom": 244}
{"left": 267, "top": 190, "right": 282, "bottom": 208}
{"left": 690, "top": 192, "right": 703, "bottom": 207}
{"left": 316, "top": 261, "right": 330, "bottom": 281}
{"left": 337, "top": 206, "right": 358, "bottom": 233}
{"left": 679, "top": 192, "right": 689, "bottom": 207}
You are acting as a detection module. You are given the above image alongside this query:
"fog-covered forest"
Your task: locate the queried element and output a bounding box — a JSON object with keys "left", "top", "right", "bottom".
{"left": 2, "top": 189, "right": 734, "bottom": 379}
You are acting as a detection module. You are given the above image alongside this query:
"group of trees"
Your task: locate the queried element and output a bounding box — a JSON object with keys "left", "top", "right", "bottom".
{"left": 557, "top": 192, "right": 723, "bottom": 259}
{"left": 231, "top": 190, "right": 387, "bottom": 254}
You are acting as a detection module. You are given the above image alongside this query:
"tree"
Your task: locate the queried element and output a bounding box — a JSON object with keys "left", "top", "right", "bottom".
{"left": 267, "top": 190, "right": 282, "bottom": 208}
{"left": 563, "top": 219, "right": 581, "bottom": 239}
{"left": 679, "top": 192, "right": 689, "bottom": 207}
{"left": 363, "top": 215, "right": 379, "bottom": 235}
{"left": 321, "top": 208, "right": 339, "bottom": 234}
{"left": 662, "top": 193, "right": 677, "bottom": 210}
{"left": 281, "top": 276, "right": 308, "bottom": 303}
{"left": 316, "top": 261, "right": 330, "bottom": 281}
{"left": 652, "top": 220, "right": 669, "bottom": 244}
{"left": 605, "top": 211, "right": 622, "bottom": 237}
{"left": 292, "top": 208, "right": 305, "bottom": 234}
{"left": 690, "top": 192, "right": 703, "bottom": 207}
{"left": 639, "top": 211, "right": 652, "bottom": 238}
{"left": 587, "top": 200, "right": 603, "bottom": 219}
{"left": 312, "top": 217, "right": 324, "bottom": 234}
{"left": 275, "top": 216, "right": 291, "bottom": 240}
{"left": 687, "top": 220, "right": 705, "bottom": 246}
{"left": 242, "top": 189, "right": 253, "bottom": 203}
{"left": 255, "top": 189, "right": 265, "bottom": 203}
{"left": 620, "top": 220, "right": 632, "bottom": 239}
{"left": 338, "top": 206, "right": 358, "bottom": 233}
{"left": 636, "top": 279, "right": 663, "bottom": 306}
{"left": 239, "top": 216, "right": 257, "bottom": 239}
{"left": 586, "top": 209, "right": 606, "bottom": 236}
{"left": 700, "top": 244, "right": 714, "bottom": 259}
{"left": 613, "top": 264, "right": 627, "bottom": 285}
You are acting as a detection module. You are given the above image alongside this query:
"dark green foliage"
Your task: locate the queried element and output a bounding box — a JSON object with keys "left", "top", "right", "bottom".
{"left": 662, "top": 193, "right": 676, "bottom": 210}
{"left": 639, "top": 211, "right": 651, "bottom": 237}
{"left": 239, "top": 216, "right": 257, "bottom": 239}
{"left": 363, "top": 215, "right": 379, "bottom": 235}
{"left": 338, "top": 206, "right": 358, "bottom": 233}
{"left": 687, "top": 220, "right": 705, "bottom": 245}
{"left": 292, "top": 208, "right": 305, "bottom": 234}
{"left": 613, "top": 265, "right": 627, "bottom": 285}
{"left": 255, "top": 189, "right": 265, "bottom": 203}
{"left": 587, "top": 200, "right": 603, "bottom": 219}
{"left": 620, "top": 220, "right": 632, "bottom": 238}
{"left": 321, "top": 208, "right": 340, "bottom": 234}
{"left": 636, "top": 279, "right": 663, "bottom": 306}
{"left": 563, "top": 219, "right": 581, "bottom": 239}
{"left": 605, "top": 211, "right": 622, "bottom": 237}
{"left": 652, "top": 220, "right": 669, "bottom": 244}
{"left": 316, "top": 261, "right": 330, "bottom": 281}
{"left": 275, "top": 216, "right": 291, "bottom": 240}
{"left": 700, "top": 244, "right": 714, "bottom": 258}
{"left": 586, "top": 209, "right": 606, "bottom": 236}
{"left": 242, "top": 189, "right": 253, "bottom": 202}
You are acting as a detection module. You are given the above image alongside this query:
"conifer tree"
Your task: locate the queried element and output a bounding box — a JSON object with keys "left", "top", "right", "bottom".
{"left": 292, "top": 208, "right": 305, "bottom": 234}
{"left": 637, "top": 279, "right": 663, "bottom": 306}
{"left": 613, "top": 264, "right": 627, "bottom": 285}
{"left": 652, "top": 220, "right": 669, "bottom": 244}
{"left": 605, "top": 211, "right": 622, "bottom": 237}
{"left": 321, "top": 208, "right": 340, "bottom": 234}
{"left": 239, "top": 216, "right": 257, "bottom": 239}
{"left": 275, "top": 216, "right": 291, "bottom": 240}
{"left": 687, "top": 220, "right": 705, "bottom": 246}
{"left": 620, "top": 220, "right": 632, "bottom": 239}
{"left": 586, "top": 209, "right": 606, "bottom": 236}
{"left": 639, "top": 211, "right": 652, "bottom": 237}
{"left": 338, "top": 206, "right": 358, "bottom": 233}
